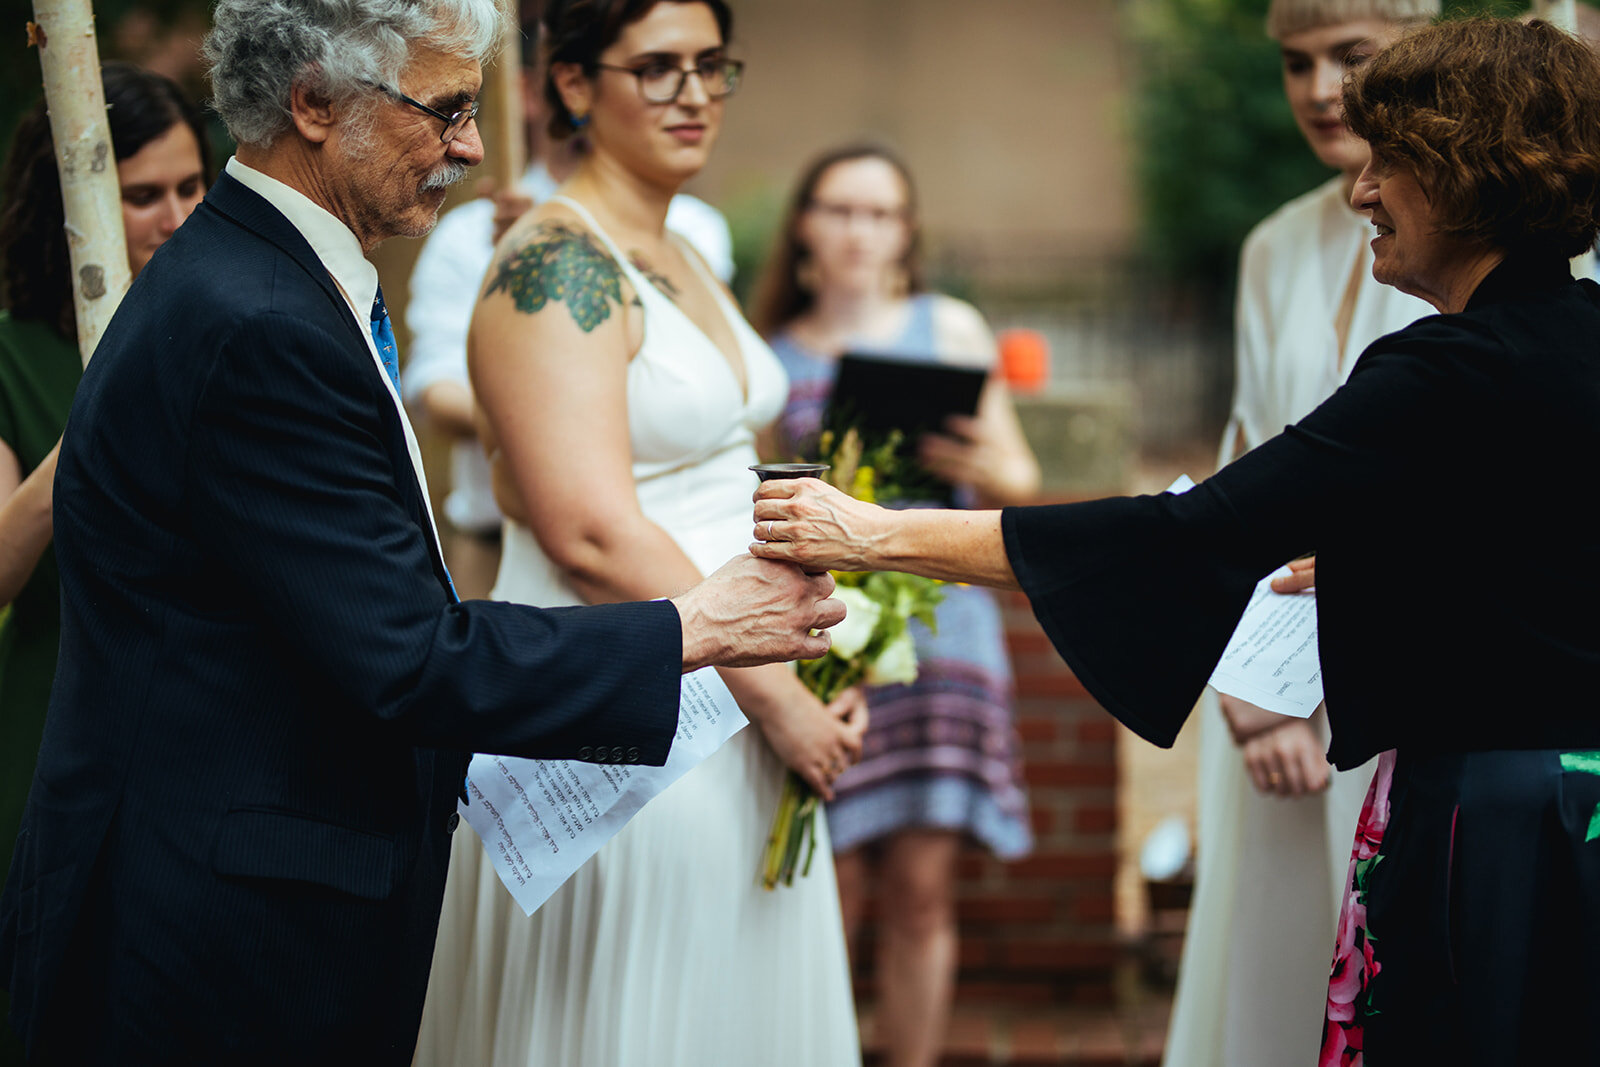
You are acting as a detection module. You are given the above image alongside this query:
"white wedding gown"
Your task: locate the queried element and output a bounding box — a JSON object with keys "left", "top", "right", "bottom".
{"left": 414, "top": 196, "right": 861, "bottom": 1067}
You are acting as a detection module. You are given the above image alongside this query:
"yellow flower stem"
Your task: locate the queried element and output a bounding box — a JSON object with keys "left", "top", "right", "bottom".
{"left": 800, "top": 795, "right": 820, "bottom": 877}
{"left": 761, "top": 773, "right": 799, "bottom": 890}
{"left": 780, "top": 782, "right": 810, "bottom": 886}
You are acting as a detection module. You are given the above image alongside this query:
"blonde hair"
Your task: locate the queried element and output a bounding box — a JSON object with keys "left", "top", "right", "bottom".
{"left": 1266, "top": 0, "right": 1437, "bottom": 41}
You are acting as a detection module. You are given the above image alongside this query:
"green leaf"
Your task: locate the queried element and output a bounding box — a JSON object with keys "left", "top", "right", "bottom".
{"left": 1560, "top": 751, "right": 1600, "bottom": 776}
{"left": 1353, "top": 853, "right": 1383, "bottom": 899}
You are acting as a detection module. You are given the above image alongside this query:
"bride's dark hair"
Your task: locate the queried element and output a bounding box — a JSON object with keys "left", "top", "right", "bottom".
{"left": 541, "top": 0, "right": 734, "bottom": 140}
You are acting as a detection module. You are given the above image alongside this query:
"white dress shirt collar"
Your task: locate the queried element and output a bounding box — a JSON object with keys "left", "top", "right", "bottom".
{"left": 224, "top": 156, "right": 379, "bottom": 341}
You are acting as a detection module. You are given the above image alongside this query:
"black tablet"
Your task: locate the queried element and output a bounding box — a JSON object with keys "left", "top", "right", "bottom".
{"left": 822, "top": 352, "right": 988, "bottom": 503}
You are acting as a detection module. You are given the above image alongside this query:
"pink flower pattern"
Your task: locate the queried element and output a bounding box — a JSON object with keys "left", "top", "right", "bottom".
{"left": 1319, "top": 750, "right": 1396, "bottom": 1067}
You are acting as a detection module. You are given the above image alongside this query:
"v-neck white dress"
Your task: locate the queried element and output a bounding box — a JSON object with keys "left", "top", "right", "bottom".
{"left": 414, "top": 197, "right": 861, "bottom": 1067}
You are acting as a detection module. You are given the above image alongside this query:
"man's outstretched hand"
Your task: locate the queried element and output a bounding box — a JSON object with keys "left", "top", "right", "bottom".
{"left": 672, "top": 555, "right": 845, "bottom": 672}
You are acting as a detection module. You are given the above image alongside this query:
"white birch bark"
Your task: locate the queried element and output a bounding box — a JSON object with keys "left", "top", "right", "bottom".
{"left": 29, "top": 0, "right": 129, "bottom": 366}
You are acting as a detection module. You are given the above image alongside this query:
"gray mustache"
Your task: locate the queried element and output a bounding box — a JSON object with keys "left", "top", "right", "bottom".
{"left": 421, "top": 161, "right": 470, "bottom": 193}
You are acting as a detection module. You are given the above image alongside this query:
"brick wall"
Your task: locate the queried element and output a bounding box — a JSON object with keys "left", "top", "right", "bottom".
{"left": 852, "top": 587, "right": 1121, "bottom": 1007}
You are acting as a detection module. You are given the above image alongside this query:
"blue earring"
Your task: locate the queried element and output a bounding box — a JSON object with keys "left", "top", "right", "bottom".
{"left": 571, "top": 110, "right": 590, "bottom": 130}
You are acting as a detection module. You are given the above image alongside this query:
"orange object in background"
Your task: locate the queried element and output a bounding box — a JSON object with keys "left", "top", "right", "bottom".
{"left": 998, "top": 328, "right": 1050, "bottom": 392}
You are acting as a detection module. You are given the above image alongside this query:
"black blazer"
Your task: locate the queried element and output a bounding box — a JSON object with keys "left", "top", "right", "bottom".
{"left": 1004, "top": 253, "right": 1600, "bottom": 770}
{"left": 0, "top": 173, "right": 683, "bottom": 1064}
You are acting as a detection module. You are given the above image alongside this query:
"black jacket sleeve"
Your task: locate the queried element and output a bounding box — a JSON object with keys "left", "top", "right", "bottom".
{"left": 1000, "top": 312, "right": 1506, "bottom": 750}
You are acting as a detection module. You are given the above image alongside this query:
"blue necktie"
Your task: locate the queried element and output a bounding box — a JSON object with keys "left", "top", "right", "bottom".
{"left": 370, "top": 286, "right": 400, "bottom": 396}
{"left": 369, "top": 284, "right": 458, "bottom": 603}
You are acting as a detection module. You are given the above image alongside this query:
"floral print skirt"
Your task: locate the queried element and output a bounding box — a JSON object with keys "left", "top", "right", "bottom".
{"left": 1320, "top": 750, "right": 1394, "bottom": 1066}
{"left": 1319, "top": 747, "right": 1600, "bottom": 1066}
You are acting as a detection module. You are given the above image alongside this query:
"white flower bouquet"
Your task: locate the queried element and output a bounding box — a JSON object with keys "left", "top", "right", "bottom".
{"left": 759, "top": 430, "right": 944, "bottom": 890}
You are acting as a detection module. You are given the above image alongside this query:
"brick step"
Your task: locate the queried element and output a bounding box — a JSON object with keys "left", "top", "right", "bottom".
{"left": 858, "top": 998, "right": 1168, "bottom": 1067}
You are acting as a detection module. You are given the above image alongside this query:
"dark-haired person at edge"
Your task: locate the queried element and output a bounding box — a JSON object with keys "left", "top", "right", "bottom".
{"left": 0, "top": 0, "right": 843, "bottom": 1059}
{"left": 750, "top": 144, "right": 1038, "bottom": 1067}
{"left": 755, "top": 19, "right": 1600, "bottom": 1066}
{"left": 0, "top": 62, "right": 208, "bottom": 1063}
{"left": 413, "top": 2, "right": 863, "bottom": 1065}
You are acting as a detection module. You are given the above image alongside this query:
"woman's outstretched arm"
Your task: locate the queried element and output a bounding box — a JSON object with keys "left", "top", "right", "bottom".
{"left": 751, "top": 476, "right": 1019, "bottom": 589}
{"left": 0, "top": 440, "right": 56, "bottom": 607}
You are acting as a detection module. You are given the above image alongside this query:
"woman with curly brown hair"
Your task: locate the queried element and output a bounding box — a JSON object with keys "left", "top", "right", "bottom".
{"left": 753, "top": 18, "right": 1600, "bottom": 1064}
{"left": 1163, "top": 1, "right": 1437, "bottom": 1063}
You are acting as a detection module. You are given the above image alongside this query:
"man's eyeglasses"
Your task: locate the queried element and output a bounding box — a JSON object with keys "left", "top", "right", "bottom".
{"left": 368, "top": 82, "right": 480, "bottom": 143}
{"left": 592, "top": 58, "right": 744, "bottom": 104}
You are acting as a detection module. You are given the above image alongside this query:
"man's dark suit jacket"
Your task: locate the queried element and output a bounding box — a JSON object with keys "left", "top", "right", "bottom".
{"left": 0, "top": 172, "right": 683, "bottom": 1064}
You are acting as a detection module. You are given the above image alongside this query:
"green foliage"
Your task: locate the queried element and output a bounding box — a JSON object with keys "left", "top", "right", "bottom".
{"left": 718, "top": 180, "right": 784, "bottom": 307}
{"left": 1130, "top": 0, "right": 1329, "bottom": 291}
{"left": 0, "top": 0, "right": 231, "bottom": 176}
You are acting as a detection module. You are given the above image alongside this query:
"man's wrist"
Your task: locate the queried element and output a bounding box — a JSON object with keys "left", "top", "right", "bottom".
{"left": 669, "top": 594, "right": 716, "bottom": 673}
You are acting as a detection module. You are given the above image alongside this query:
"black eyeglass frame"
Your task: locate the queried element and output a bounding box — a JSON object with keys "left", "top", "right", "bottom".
{"left": 590, "top": 58, "right": 745, "bottom": 104}
{"left": 367, "top": 82, "right": 481, "bottom": 143}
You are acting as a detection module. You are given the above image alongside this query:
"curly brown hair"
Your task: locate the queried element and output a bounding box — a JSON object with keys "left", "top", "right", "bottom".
{"left": 1343, "top": 17, "right": 1600, "bottom": 259}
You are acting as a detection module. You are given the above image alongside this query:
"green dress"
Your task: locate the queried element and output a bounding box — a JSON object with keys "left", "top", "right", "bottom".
{"left": 0, "top": 310, "right": 79, "bottom": 1063}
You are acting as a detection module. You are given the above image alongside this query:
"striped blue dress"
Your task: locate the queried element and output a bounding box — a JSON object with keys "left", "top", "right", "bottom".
{"left": 769, "top": 295, "right": 1032, "bottom": 859}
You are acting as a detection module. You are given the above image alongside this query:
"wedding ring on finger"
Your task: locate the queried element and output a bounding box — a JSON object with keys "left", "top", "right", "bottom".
{"left": 764, "top": 520, "right": 775, "bottom": 541}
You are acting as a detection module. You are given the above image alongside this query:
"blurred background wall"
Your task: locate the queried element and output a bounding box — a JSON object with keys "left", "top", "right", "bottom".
{"left": 697, "top": 0, "right": 1136, "bottom": 287}
{"left": 0, "top": 0, "right": 1368, "bottom": 455}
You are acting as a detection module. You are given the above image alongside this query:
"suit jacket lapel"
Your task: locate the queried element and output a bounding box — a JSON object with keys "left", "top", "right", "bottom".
{"left": 202, "top": 173, "right": 368, "bottom": 352}
{"left": 200, "top": 171, "right": 456, "bottom": 599}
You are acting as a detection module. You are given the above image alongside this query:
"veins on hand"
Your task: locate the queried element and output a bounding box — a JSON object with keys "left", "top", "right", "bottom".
{"left": 628, "top": 252, "right": 680, "bottom": 300}
{"left": 483, "top": 220, "right": 639, "bottom": 332}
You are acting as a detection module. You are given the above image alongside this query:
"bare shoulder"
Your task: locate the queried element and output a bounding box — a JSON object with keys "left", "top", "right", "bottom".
{"left": 480, "top": 201, "right": 639, "bottom": 334}
{"left": 928, "top": 293, "right": 996, "bottom": 368}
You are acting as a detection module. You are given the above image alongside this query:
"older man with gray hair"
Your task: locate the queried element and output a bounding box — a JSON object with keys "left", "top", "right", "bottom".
{"left": 0, "top": 0, "right": 842, "bottom": 1062}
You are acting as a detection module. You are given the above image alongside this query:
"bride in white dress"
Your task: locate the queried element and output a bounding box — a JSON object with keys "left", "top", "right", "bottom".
{"left": 413, "top": 2, "right": 865, "bottom": 1065}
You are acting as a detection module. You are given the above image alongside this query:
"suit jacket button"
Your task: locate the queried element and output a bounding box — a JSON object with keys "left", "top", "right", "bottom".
{"left": 578, "top": 746, "right": 594, "bottom": 760}
{"left": 626, "top": 747, "right": 641, "bottom": 764}
{"left": 446, "top": 812, "right": 460, "bottom": 834}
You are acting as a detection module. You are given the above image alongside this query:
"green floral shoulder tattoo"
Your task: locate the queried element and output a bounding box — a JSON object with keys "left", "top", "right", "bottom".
{"left": 482, "top": 220, "right": 636, "bottom": 333}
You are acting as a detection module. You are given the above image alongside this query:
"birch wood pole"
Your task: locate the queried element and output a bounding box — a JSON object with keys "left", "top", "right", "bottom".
{"left": 487, "top": 17, "right": 524, "bottom": 191}
{"left": 27, "top": 0, "right": 129, "bottom": 367}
